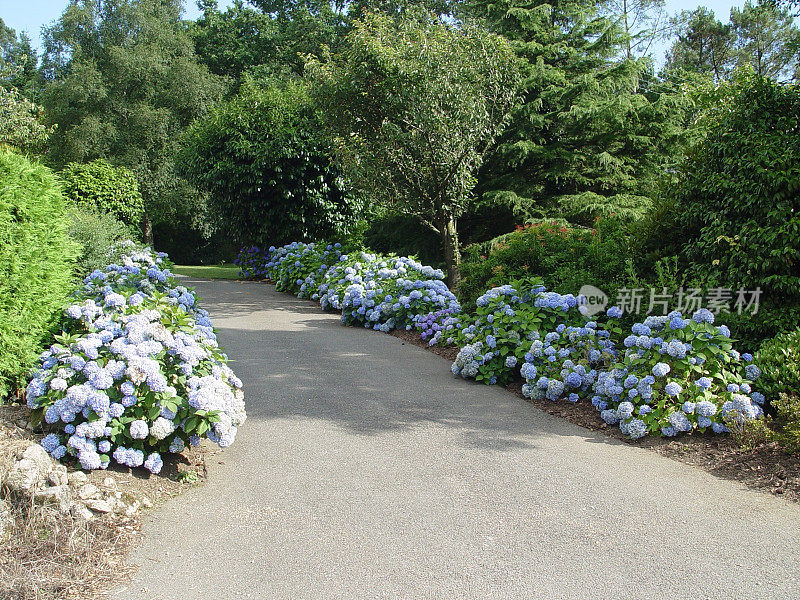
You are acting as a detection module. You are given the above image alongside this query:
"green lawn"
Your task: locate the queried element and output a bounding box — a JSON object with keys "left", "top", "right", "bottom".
{"left": 172, "top": 264, "right": 240, "bottom": 280}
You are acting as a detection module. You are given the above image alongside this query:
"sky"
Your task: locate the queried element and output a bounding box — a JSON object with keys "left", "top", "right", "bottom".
{"left": 1, "top": 0, "right": 746, "bottom": 64}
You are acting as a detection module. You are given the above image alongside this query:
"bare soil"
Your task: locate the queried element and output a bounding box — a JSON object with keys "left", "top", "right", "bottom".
{"left": 0, "top": 405, "right": 211, "bottom": 600}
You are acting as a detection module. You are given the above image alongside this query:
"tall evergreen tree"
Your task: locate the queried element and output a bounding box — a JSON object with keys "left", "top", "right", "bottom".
{"left": 601, "top": 0, "right": 669, "bottom": 60}
{"left": 731, "top": 1, "right": 799, "bottom": 81}
{"left": 40, "top": 0, "right": 223, "bottom": 244}
{"left": 466, "top": 0, "right": 690, "bottom": 225}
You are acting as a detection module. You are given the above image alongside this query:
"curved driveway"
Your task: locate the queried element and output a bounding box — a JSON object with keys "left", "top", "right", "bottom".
{"left": 116, "top": 278, "right": 800, "bottom": 600}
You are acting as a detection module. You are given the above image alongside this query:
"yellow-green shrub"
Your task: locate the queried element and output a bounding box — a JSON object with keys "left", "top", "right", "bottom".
{"left": 0, "top": 152, "right": 78, "bottom": 400}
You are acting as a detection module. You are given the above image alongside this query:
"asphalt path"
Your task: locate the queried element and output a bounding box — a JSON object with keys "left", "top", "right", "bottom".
{"left": 115, "top": 278, "right": 800, "bottom": 600}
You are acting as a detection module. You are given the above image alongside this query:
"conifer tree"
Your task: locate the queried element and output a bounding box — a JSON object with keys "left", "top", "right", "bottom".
{"left": 465, "top": 0, "right": 690, "bottom": 225}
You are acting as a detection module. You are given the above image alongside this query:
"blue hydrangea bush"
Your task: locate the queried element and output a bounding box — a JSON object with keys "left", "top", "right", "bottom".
{"left": 520, "top": 310, "right": 622, "bottom": 402}
{"left": 592, "top": 309, "right": 763, "bottom": 439}
{"left": 338, "top": 255, "right": 460, "bottom": 332}
{"left": 235, "top": 246, "right": 271, "bottom": 280}
{"left": 261, "top": 241, "right": 344, "bottom": 298}
{"left": 415, "top": 308, "right": 462, "bottom": 346}
{"left": 248, "top": 244, "right": 462, "bottom": 333}
{"left": 451, "top": 279, "right": 585, "bottom": 385}
{"left": 29, "top": 245, "right": 246, "bottom": 472}
{"left": 240, "top": 242, "right": 769, "bottom": 443}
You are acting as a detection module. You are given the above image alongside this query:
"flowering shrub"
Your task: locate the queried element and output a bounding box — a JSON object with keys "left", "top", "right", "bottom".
{"left": 592, "top": 309, "right": 763, "bottom": 439}
{"left": 415, "top": 309, "right": 462, "bottom": 346}
{"left": 338, "top": 255, "right": 460, "bottom": 332}
{"left": 451, "top": 279, "right": 586, "bottom": 385}
{"left": 266, "top": 242, "right": 344, "bottom": 298}
{"left": 235, "top": 246, "right": 271, "bottom": 280}
{"left": 238, "top": 243, "right": 461, "bottom": 334}
{"left": 317, "top": 252, "right": 376, "bottom": 311}
{"left": 29, "top": 245, "right": 246, "bottom": 472}
{"left": 520, "top": 311, "right": 621, "bottom": 402}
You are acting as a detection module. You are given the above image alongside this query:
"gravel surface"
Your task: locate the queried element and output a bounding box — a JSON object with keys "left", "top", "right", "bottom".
{"left": 115, "top": 279, "right": 800, "bottom": 600}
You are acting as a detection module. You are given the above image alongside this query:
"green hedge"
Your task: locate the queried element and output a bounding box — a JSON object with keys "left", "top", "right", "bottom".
{"left": 59, "top": 159, "right": 145, "bottom": 226}
{"left": 755, "top": 328, "right": 800, "bottom": 404}
{"left": 0, "top": 152, "right": 78, "bottom": 400}
{"left": 643, "top": 73, "right": 800, "bottom": 346}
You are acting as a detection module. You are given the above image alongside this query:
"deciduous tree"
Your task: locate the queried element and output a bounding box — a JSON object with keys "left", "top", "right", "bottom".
{"left": 307, "top": 10, "right": 523, "bottom": 286}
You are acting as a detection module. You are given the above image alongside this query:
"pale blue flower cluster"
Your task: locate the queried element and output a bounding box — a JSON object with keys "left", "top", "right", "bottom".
{"left": 30, "top": 244, "right": 246, "bottom": 472}
{"left": 415, "top": 309, "right": 462, "bottom": 346}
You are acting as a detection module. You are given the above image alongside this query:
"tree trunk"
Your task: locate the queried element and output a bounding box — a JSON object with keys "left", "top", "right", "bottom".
{"left": 441, "top": 216, "right": 461, "bottom": 291}
{"left": 142, "top": 214, "right": 154, "bottom": 247}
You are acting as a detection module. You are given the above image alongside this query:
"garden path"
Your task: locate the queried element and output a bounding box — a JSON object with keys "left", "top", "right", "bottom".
{"left": 115, "top": 278, "right": 800, "bottom": 600}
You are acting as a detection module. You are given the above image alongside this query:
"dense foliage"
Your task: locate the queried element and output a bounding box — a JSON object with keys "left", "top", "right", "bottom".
{"left": 67, "top": 205, "right": 137, "bottom": 274}
{"left": 41, "top": 0, "right": 223, "bottom": 245}
{"left": 30, "top": 243, "right": 246, "bottom": 471}
{"left": 0, "top": 65, "right": 50, "bottom": 155}
{"left": 181, "top": 78, "right": 360, "bottom": 247}
{"left": 649, "top": 73, "right": 800, "bottom": 346}
{"left": 458, "top": 219, "right": 635, "bottom": 311}
{"left": 60, "top": 159, "right": 145, "bottom": 226}
{"left": 467, "top": 0, "right": 692, "bottom": 225}
{"left": 6, "top": 0, "right": 799, "bottom": 454}
{"left": 755, "top": 328, "right": 800, "bottom": 406}
{"left": 0, "top": 152, "right": 78, "bottom": 400}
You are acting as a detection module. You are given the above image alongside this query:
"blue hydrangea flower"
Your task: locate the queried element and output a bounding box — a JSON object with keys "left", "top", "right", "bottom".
{"left": 668, "top": 411, "right": 693, "bottom": 432}
{"left": 652, "top": 363, "right": 670, "bottom": 377}
{"left": 692, "top": 308, "right": 714, "bottom": 324}
{"left": 696, "top": 400, "right": 717, "bottom": 417}
{"left": 617, "top": 401, "right": 635, "bottom": 420}
{"left": 41, "top": 433, "right": 61, "bottom": 453}
{"left": 627, "top": 418, "right": 648, "bottom": 439}
{"left": 601, "top": 409, "right": 620, "bottom": 424}
{"left": 745, "top": 365, "right": 762, "bottom": 380}
{"left": 669, "top": 316, "right": 687, "bottom": 330}
{"left": 665, "top": 382, "right": 683, "bottom": 397}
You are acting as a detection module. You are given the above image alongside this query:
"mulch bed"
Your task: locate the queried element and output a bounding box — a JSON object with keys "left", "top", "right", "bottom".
{"left": 391, "top": 328, "right": 800, "bottom": 503}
